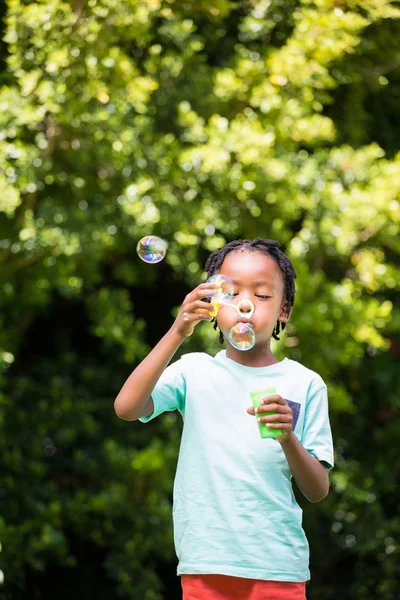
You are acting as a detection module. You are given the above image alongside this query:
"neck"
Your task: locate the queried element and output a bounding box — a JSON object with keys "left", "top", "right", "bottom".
{"left": 225, "top": 343, "right": 280, "bottom": 368}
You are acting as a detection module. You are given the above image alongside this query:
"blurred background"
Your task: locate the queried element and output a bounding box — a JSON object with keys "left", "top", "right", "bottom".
{"left": 0, "top": 0, "right": 399, "bottom": 598}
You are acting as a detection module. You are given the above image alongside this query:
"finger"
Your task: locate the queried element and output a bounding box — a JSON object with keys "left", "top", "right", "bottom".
{"left": 260, "top": 395, "right": 286, "bottom": 406}
{"left": 257, "top": 414, "right": 293, "bottom": 424}
{"left": 182, "top": 284, "right": 219, "bottom": 306}
{"left": 180, "top": 298, "right": 219, "bottom": 320}
{"left": 198, "top": 281, "right": 221, "bottom": 289}
{"left": 189, "top": 291, "right": 219, "bottom": 306}
{"left": 265, "top": 423, "right": 293, "bottom": 431}
{"left": 256, "top": 403, "right": 291, "bottom": 415}
{"left": 181, "top": 310, "right": 214, "bottom": 323}
{"left": 196, "top": 282, "right": 221, "bottom": 297}
{"left": 247, "top": 406, "right": 256, "bottom": 415}
{"left": 256, "top": 403, "right": 278, "bottom": 414}
{"left": 183, "top": 300, "right": 218, "bottom": 314}
{"left": 196, "top": 299, "right": 219, "bottom": 310}
{"left": 199, "top": 288, "right": 219, "bottom": 299}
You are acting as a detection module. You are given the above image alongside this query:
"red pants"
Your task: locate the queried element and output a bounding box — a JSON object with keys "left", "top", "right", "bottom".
{"left": 181, "top": 574, "right": 307, "bottom": 600}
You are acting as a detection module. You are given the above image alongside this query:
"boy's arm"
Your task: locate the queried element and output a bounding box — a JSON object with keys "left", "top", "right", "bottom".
{"left": 114, "top": 282, "right": 217, "bottom": 421}
{"left": 114, "top": 327, "right": 185, "bottom": 421}
{"left": 248, "top": 394, "right": 331, "bottom": 503}
{"left": 279, "top": 435, "right": 329, "bottom": 503}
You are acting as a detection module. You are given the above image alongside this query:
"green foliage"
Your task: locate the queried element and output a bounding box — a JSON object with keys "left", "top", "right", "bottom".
{"left": 0, "top": 0, "right": 399, "bottom": 598}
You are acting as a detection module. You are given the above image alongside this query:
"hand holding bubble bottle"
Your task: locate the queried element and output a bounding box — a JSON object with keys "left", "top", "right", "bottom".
{"left": 206, "top": 274, "right": 256, "bottom": 351}
{"left": 249, "top": 388, "right": 282, "bottom": 439}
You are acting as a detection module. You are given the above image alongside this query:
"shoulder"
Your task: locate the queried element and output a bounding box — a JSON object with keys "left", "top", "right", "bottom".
{"left": 284, "top": 358, "right": 325, "bottom": 392}
{"left": 180, "top": 351, "right": 213, "bottom": 363}
{"left": 168, "top": 352, "right": 215, "bottom": 383}
{"left": 177, "top": 351, "right": 215, "bottom": 370}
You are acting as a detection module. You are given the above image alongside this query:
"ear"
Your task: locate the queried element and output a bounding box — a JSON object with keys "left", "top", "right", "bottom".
{"left": 279, "top": 301, "right": 290, "bottom": 323}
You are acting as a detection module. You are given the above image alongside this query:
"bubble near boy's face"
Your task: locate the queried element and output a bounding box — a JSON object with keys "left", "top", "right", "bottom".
{"left": 206, "top": 274, "right": 235, "bottom": 302}
{"left": 228, "top": 323, "right": 256, "bottom": 351}
{"left": 136, "top": 236, "right": 167, "bottom": 264}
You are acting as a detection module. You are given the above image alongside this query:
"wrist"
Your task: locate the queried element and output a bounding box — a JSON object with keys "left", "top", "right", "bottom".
{"left": 279, "top": 431, "right": 295, "bottom": 447}
{"left": 168, "top": 324, "right": 188, "bottom": 343}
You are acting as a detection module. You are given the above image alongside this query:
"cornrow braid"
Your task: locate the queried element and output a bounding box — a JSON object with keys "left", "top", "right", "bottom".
{"left": 204, "top": 238, "right": 296, "bottom": 342}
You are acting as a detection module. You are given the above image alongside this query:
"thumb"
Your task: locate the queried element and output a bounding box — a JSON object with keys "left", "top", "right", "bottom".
{"left": 246, "top": 406, "right": 255, "bottom": 416}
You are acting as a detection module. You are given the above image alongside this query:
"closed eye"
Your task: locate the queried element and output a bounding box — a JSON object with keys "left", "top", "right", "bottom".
{"left": 231, "top": 293, "right": 271, "bottom": 299}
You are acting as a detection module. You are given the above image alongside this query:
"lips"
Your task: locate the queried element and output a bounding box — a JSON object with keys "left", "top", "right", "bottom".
{"left": 236, "top": 319, "right": 254, "bottom": 327}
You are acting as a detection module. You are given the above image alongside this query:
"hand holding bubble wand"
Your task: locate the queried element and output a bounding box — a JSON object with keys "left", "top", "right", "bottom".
{"left": 178, "top": 273, "right": 257, "bottom": 350}
{"left": 206, "top": 274, "right": 256, "bottom": 351}
{"left": 136, "top": 239, "right": 256, "bottom": 351}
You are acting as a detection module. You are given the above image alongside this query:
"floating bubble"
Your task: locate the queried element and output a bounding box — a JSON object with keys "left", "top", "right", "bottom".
{"left": 207, "top": 274, "right": 235, "bottom": 302}
{"left": 228, "top": 323, "right": 256, "bottom": 351}
{"left": 206, "top": 274, "right": 235, "bottom": 318}
{"left": 136, "top": 236, "right": 167, "bottom": 264}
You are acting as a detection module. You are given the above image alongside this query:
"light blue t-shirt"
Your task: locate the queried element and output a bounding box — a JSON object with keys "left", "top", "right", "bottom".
{"left": 139, "top": 350, "right": 334, "bottom": 582}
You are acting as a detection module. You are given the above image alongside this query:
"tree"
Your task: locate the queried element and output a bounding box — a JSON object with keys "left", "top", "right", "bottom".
{"left": 0, "top": 1, "right": 399, "bottom": 598}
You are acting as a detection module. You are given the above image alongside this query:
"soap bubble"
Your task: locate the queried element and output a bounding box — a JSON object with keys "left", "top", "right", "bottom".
{"left": 136, "top": 236, "right": 167, "bottom": 264}
{"left": 228, "top": 323, "right": 256, "bottom": 351}
{"left": 206, "top": 274, "right": 235, "bottom": 302}
{"left": 206, "top": 274, "right": 235, "bottom": 318}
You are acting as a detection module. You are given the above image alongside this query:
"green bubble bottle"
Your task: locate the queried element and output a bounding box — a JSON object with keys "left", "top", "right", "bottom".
{"left": 250, "top": 387, "right": 282, "bottom": 439}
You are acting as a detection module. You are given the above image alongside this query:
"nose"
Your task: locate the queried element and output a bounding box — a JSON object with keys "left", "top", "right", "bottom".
{"left": 239, "top": 302, "right": 252, "bottom": 313}
{"left": 236, "top": 299, "right": 255, "bottom": 319}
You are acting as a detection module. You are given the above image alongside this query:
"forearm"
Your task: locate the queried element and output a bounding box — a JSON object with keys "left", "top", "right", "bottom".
{"left": 114, "top": 326, "right": 185, "bottom": 421}
{"left": 280, "top": 434, "right": 329, "bottom": 503}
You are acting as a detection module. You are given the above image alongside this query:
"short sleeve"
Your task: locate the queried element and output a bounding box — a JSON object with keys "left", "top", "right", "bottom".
{"left": 139, "top": 358, "right": 186, "bottom": 423}
{"left": 301, "top": 385, "right": 334, "bottom": 470}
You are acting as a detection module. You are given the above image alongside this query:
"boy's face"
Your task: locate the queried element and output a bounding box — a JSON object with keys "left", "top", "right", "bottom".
{"left": 215, "top": 250, "right": 290, "bottom": 348}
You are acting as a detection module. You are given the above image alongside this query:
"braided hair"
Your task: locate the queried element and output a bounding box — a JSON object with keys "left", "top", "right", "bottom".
{"left": 204, "top": 238, "right": 296, "bottom": 344}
